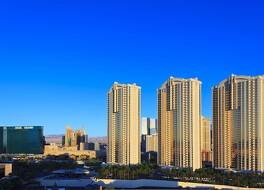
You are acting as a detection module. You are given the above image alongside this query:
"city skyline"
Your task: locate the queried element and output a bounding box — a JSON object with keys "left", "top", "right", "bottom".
{"left": 3, "top": 1, "right": 264, "bottom": 189}
{"left": 1, "top": 1, "right": 264, "bottom": 136}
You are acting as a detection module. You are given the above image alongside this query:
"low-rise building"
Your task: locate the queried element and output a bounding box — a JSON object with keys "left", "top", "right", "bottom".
{"left": 44, "top": 144, "right": 96, "bottom": 159}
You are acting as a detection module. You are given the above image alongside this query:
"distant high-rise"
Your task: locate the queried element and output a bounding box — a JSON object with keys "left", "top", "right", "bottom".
{"left": 158, "top": 77, "right": 201, "bottom": 170}
{"left": 142, "top": 117, "right": 157, "bottom": 135}
{"left": 141, "top": 117, "right": 157, "bottom": 154}
{"left": 87, "top": 142, "right": 100, "bottom": 151}
{"left": 0, "top": 126, "right": 44, "bottom": 154}
{"left": 201, "top": 117, "right": 212, "bottom": 162}
{"left": 107, "top": 82, "right": 141, "bottom": 165}
{"left": 64, "top": 127, "right": 86, "bottom": 148}
{"left": 65, "top": 127, "right": 74, "bottom": 147}
{"left": 213, "top": 75, "right": 264, "bottom": 171}
{"left": 146, "top": 134, "right": 158, "bottom": 153}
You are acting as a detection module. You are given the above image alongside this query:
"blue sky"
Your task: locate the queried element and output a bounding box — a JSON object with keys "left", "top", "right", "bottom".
{"left": 0, "top": 0, "right": 264, "bottom": 136}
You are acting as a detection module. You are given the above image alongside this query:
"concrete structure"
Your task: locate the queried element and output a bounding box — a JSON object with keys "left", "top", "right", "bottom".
{"left": 146, "top": 134, "right": 158, "bottom": 153}
{"left": 142, "top": 117, "right": 157, "bottom": 135}
{"left": 213, "top": 75, "right": 264, "bottom": 171}
{"left": 37, "top": 168, "right": 98, "bottom": 189}
{"left": 96, "top": 179, "right": 178, "bottom": 189}
{"left": 44, "top": 144, "right": 96, "bottom": 159}
{"left": 158, "top": 77, "right": 201, "bottom": 170}
{"left": 107, "top": 82, "right": 141, "bottom": 165}
{"left": 95, "top": 179, "right": 255, "bottom": 190}
{"left": 0, "top": 163, "right": 12, "bottom": 176}
{"left": 201, "top": 117, "right": 212, "bottom": 162}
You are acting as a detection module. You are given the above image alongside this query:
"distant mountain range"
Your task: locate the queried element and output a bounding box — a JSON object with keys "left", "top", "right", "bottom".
{"left": 45, "top": 135, "right": 107, "bottom": 144}
{"left": 45, "top": 135, "right": 63, "bottom": 144}
{"left": 88, "top": 136, "right": 108, "bottom": 144}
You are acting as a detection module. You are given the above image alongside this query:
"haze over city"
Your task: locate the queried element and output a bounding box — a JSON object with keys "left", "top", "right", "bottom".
{"left": 1, "top": 1, "right": 264, "bottom": 137}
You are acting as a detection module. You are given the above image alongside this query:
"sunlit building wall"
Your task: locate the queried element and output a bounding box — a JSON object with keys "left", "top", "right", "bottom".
{"left": 201, "top": 117, "right": 212, "bottom": 162}
{"left": 213, "top": 75, "right": 264, "bottom": 171}
{"left": 146, "top": 134, "right": 158, "bottom": 153}
{"left": 158, "top": 77, "right": 201, "bottom": 170}
{"left": 107, "top": 82, "right": 141, "bottom": 165}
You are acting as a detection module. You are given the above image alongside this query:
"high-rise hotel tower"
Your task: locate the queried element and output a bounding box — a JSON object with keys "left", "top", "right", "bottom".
{"left": 158, "top": 77, "right": 201, "bottom": 170}
{"left": 213, "top": 75, "right": 264, "bottom": 171}
{"left": 201, "top": 117, "right": 212, "bottom": 163}
{"left": 107, "top": 82, "right": 141, "bottom": 165}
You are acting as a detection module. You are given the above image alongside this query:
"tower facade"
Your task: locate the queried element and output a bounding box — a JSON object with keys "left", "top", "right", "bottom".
{"left": 107, "top": 82, "right": 141, "bottom": 165}
{"left": 213, "top": 75, "right": 264, "bottom": 171}
{"left": 158, "top": 77, "right": 201, "bottom": 170}
{"left": 201, "top": 117, "right": 212, "bottom": 162}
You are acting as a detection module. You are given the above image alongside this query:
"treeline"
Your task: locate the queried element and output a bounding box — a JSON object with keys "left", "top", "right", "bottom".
{"left": 13, "top": 160, "right": 78, "bottom": 181}
{"left": 98, "top": 164, "right": 158, "bottom": 180}
{"left": 161, "top": 167, "right": 264, "bottom": 188}
{"left": 98, "top": 165, "right": 264, "bottom": 188}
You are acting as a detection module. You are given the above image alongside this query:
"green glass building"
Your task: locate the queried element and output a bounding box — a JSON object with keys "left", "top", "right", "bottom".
{"left": 0, "top": 126, "right": 44, "bottom": 154}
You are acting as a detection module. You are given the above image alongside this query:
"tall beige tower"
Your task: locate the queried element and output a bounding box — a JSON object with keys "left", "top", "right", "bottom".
{"left": 201, "top": 117, "right": 212, "bottom": 162}
{"left": 146, "top": 134, "right": 158, "bottom": 152}
{"left": 213, "top": 75, "right": 264, "bottom": 171}
{"left": 158, "top": 77, "right": 201, "bottom": 170}
{"left": 107, "top": 82, "right": 141, "bottom": 165}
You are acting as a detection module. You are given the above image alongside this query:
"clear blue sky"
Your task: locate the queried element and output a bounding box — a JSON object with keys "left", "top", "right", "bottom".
{"left": 1, "top": 0, "right": 264, "bottom": 136}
